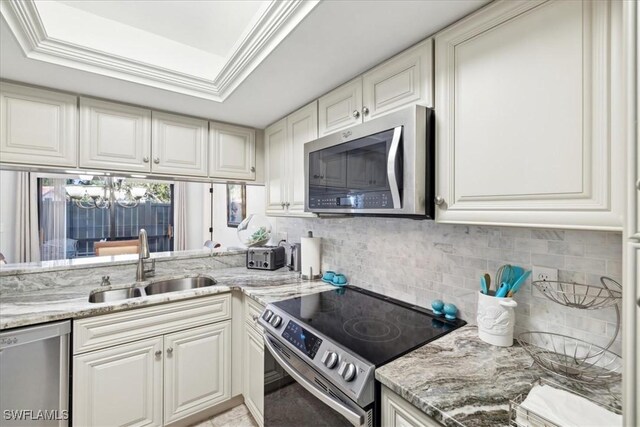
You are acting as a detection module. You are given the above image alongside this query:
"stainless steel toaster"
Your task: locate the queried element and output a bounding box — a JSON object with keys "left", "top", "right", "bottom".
{"left": 246, "top": 246, "right": 286, "bottom": 270}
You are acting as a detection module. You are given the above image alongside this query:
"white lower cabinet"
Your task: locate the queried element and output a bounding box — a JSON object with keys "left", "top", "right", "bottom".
{"left": 73, "top": 337, "right": 164, "bottom": 427}
{"left": 163, "top": 322, "right": 231, "bottom": 424}
{"left": 73, "top": 294, "right": 232, "bottom": 426}
{"left": 243, "top": 324, "right": 265, "bottom": 427}
{"left": 381, "top": 386, "right": 441, "bottom": 427}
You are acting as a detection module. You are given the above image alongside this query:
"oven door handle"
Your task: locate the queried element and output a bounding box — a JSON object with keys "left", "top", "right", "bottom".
{"left": 263, "top": 334, "right": 365, "bottom": 427}
{"left": 387, "top": 125, "right": 402, "bottom": 209}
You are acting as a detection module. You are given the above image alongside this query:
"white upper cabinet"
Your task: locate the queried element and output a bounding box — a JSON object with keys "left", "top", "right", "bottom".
{"left": 265, "top": 101, "right": 318, "bottom": 217}
{"left": 151, "top": 111, "right": 208, "bottom": 177}
{"left": 0, "top": 82, "right": 77, "bottom": 167}
{"left": 362, "top": 38, "right": 433, "bottom": 121}
{"left": 209, "top": 122, "right": 256, "bottom": 180}
{"left": 80, "top": 97, "right": 151, "bottom": 173}
{"left": 435, "top": 0, "right": 624, "bottom": 230}
{"left": 265, "top": 118, "right": 288, "bottom": 214}
{"left": 318, "top": 39, "right": 433, "bottom": 137}
{"left": 286, "top": 101, "right": 318, "bottom": 214}
{"left": 318, "top": 78, "right": 363, "bottom": 137}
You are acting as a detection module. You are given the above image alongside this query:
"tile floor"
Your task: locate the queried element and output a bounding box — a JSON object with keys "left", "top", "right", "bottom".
{"left": 190, "top": 404, "right": 258, "bottom": 427}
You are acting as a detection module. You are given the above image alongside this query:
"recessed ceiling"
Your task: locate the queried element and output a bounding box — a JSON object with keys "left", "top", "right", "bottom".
{"left": 57, "top": 0, "right": 268, "bottom": 57}
{"left": 0, "top": 0, "right": 489, "bottom": 128}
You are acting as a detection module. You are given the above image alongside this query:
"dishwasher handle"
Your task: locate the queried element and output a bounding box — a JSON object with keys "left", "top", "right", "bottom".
{"left": 0, "top": 321, "right": 71, "bottom": 351}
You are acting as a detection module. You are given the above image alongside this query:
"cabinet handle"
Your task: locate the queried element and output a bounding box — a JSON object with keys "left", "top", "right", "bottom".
{"left": 285, "top": 202, "right": 290, "bottom": 208}
{"left": 143, "top": 156, "right": 150, "bottom": 163}
{"left": 434, "top": 196, "right": 445, "bottom": 206}
{"left": 251, "top": 166, "right": 256, "bottom": 173}
{"left": 352, "top": 110, "right": 360, "bottom": 119}
{"left": 153, "top": 157, "right": 160, "bottom": 164}
{"left": 166, "top": 347, "right": 173, "bottom": 355}
{"left": 155, "top": 350, "right": 162, "bottom": 357}
{"left": 362, "top": 106, "right": 369, "bottom": 116}
{"left": 636, "top": 179, "right": 640, "bottom": 191}
{"left": 252, "top": 314, "right": 259, "bottom": 321}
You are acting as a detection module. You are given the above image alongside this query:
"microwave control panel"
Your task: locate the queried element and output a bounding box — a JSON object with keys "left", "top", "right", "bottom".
{"left": 309, "top": 191, "right": 392, "bottom": 209}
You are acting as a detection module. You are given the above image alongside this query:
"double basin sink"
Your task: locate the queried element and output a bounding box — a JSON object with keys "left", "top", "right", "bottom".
{"left": 88, "top": 277, "right": 217, "bottom": 303}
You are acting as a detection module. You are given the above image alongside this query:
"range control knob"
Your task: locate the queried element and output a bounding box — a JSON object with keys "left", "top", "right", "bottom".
{"left": 263, "top": 310, "right": 273, "bottom": 322}
{"left": 339, "top": 362, "right": 357, "bottom": 382}
{"left": 269, "top": 314, "right": 282, "bottom": 328}
{"left": 321, "top": 351, "right": 339, "bottom": 369}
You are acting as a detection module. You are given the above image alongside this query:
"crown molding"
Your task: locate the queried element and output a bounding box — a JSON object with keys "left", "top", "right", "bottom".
{"left": 0, "top": 0, "right": 319, "bottom": 102}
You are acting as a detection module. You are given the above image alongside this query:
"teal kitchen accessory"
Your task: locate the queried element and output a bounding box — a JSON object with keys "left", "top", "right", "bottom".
{"left": 480, "top": 276, "right": 489, "bottom": 295}
{"left": 322, "top": 271, "right": 336, "bottom": 283}
{"left": 507, "top": 270, "right": 531, "bottom": 297}
{"left": 444, "top": 303, "right": 458, "bottom": 320}
{"left": 431, "top": 299, "right": 444, "bottom": 316}
{"left": 331, "top": 274, "right": 347, "bottom": 286}
{"left": 495, "top": 282, "right": 510, "bottom": 298}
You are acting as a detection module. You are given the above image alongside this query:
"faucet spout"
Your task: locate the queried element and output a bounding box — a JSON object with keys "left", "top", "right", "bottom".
{"left": 136, "top": 229, "right": 154, "bottom": 281}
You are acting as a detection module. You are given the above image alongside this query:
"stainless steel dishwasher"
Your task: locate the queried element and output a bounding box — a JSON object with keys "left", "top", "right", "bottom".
{"left": 0, "top": 321, "right": 70, "bottom": 426}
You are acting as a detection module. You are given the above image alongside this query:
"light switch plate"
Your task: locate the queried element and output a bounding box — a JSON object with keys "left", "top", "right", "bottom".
{"left": 533, "top": 266, "right": 558, "bottom": 282}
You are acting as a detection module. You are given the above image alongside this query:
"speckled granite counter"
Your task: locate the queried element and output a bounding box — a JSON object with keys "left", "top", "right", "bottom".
{"left": 0, "top": 260, "right": 335, "bottom": 330}
{"left": 376, "top": 325, "right": 622, "bottom": 427}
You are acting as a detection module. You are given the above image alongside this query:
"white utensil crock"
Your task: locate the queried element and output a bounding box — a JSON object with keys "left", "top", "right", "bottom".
{"left": 476, "top": 291, "right": 517, "bottom": 347}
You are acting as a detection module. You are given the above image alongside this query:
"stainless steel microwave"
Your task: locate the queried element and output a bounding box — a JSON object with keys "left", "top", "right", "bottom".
{"left": 304, "top": 105, "right": 434, "bottom": 217}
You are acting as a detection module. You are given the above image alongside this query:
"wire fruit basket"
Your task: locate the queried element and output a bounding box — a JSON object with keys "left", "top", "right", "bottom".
{"left": 517, "top": 332, "right": 622, "bottom": 385}
{"left": 520, "top": 276, "right": 622, "bottom": 385}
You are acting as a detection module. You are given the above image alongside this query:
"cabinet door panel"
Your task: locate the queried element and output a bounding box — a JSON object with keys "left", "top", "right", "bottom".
{"left": 209, "top": 123, "right": 256, "bottom": 180}
{"left": 318, "top": 77, "right": 362, "bottom": 136}
{"left": 381, "top": 386, "right": 441, "bottom": 427}
{"left": 164, "top": 321, "right": 231, "bottom": 424}
{"left": 363, "top": 38, "right": 433, "bottom": 120}
{"left": 243, "top": 325, "right": 264, "bottom": 427}
{"left": 265, "top": 119, "right": 287, "bottom": 214}
{"left": 435, "top": 0, "right": 623, "bottom": 230}
{"left": 0, "top": 83, "right": 77, "bottom": 167}
{"left": 152, "top": 112, "right": 208, "bottom": 177}
{"left": 287, "top": 101, "right": 318, "bottom": 214}
{"left": 79, "top": 97, "right": 151, "bottom": 172}
{"left": 73, "top": 337, "right": 163, "bottom": 427}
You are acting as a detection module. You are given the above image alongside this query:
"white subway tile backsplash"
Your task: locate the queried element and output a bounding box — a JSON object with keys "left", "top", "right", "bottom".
{"left": 276, "top": 217, "right": 622, "bottom": 351}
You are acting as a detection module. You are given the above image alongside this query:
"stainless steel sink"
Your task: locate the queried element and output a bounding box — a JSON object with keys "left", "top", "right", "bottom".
{"left": 89, "top": 287, "right": 143, "bottom": 303}
{"left": 144, "top": 277, "right": 217, "bottom": 295}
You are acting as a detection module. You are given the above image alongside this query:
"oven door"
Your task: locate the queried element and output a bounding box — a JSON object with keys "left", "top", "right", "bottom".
{"left": 263, "top": 333, "right": 372, "bottom": 427}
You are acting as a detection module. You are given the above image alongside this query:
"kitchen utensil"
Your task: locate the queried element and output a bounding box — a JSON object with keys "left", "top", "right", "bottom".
{"left": 484, "top": 273, "right": 491, "bottom": 293}
{"left": 480, "top": 276, "right": 489, "bottom": 295}
{"left": 495, "top": 282, "right": 510, "bottom": 298}
{"left": 510, "top": 266, "right": 524, "bottom": 284}
{"left": 496, "top": 265, "right": 513, "bottom": 288}
{"left": 507, "top": 270, "right": 531, "bottom": 297}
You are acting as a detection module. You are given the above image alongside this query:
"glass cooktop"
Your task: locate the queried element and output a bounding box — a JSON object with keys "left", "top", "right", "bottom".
{"left": 272, "top": 286, "right": 466, "bottom": 366}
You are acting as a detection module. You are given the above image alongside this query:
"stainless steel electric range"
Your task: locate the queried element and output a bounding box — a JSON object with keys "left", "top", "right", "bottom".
{"left": 258, "top": 286, "right": 466, "bottom": 427}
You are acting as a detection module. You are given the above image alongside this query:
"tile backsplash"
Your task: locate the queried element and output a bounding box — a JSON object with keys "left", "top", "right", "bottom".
{"left": 275, "top": 217, "right": 623, "bottom": 354}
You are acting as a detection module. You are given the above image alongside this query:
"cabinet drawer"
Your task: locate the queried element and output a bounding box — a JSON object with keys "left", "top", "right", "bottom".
{"left": 74, "top": 293, "right": 231, "bottom": 354}
{"left": 244, "top": 296, "right": 264, "bottom": 332}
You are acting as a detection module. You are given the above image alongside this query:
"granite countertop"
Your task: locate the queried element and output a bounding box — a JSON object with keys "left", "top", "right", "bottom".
{"left": 0, "top": 267, "right": 335, "bottom": 330}
{"left": 376, "top": 325, "right": 622, "bottom": 427}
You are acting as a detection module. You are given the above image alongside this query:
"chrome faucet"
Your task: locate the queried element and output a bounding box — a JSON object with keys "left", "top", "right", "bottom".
{"left": 136, "top": 229, "right": 155, "bottom": 281}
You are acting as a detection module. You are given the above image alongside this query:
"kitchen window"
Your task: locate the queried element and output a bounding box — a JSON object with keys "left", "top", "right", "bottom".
{"left": 37, "top": 174, "right": 174, "bottom": 260}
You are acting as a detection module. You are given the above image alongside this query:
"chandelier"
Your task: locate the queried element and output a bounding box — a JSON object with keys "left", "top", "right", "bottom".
{"left": 65, "top": 177, "right": 147, "bottom": 209}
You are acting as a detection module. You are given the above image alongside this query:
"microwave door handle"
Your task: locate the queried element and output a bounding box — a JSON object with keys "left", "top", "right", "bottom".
{"left": 387, "top": 126, "right": 402, "bottom": 208}
{"left": 263, "top": 334, "right": 365, "bottom": 427}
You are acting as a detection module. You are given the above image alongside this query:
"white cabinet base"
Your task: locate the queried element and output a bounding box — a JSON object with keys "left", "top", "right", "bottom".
{"left": 381, "top": 386, "right": 441, "bottom": 427}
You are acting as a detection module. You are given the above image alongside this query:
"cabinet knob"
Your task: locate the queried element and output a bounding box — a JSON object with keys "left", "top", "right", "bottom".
{"left": 281, "top": 202, "right": 285, "bottom": 208}
{"left": 251, "top": 166, "right": 256, "bottom": 173}
{"left": 153, "top": 157, "right": 160, "bottom": 164}
{"left": 352, "top": 110, "right": 360, "bottom": 119}
{"left": 636, "top": 179, "right": 640, "bottom": 191}
{"left": 143, "top": 156, "right": 150, "bottom": 163}
{"left": 251, "top": 314, "right": 259, "bottom": 322}
{"left": 285, "top": 202, "right": 290, "bottom": 208}
{"left": 362, "top": 106, "right": 369, "bottom": 116}
{"left": 155, "top": 350, "right": 162, "bottom": 357}
{"left": 166, "top": 347, "right": 173, "bottom": 354}
{"left": 434, "top": 196, "right": 445, "bottom": 206}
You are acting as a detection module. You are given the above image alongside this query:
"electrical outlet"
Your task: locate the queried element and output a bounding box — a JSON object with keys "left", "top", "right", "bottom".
{"left": 532, "top": 266, "right": 558, "bottom": 282}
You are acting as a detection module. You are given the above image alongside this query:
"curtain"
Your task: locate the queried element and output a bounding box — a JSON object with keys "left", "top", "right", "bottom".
{"left": 174, "top": 181, "right": 187, "bottom": 251}
{"left": 40, "top": 178, "right": 69, "bottom": 261}
{"left": 14, "top": 172, "right": 40, "bottom": 263}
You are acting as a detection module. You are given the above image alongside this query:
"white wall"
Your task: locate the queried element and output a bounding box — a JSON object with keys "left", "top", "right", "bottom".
{"left": 212, "top": 184, "right": 266, "bottom": 248}
{"left": 0, "top": 170, "right": 18, "bottom": 262}
{"left": 183, "top": 181, "right": 212, "bottom": 250}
